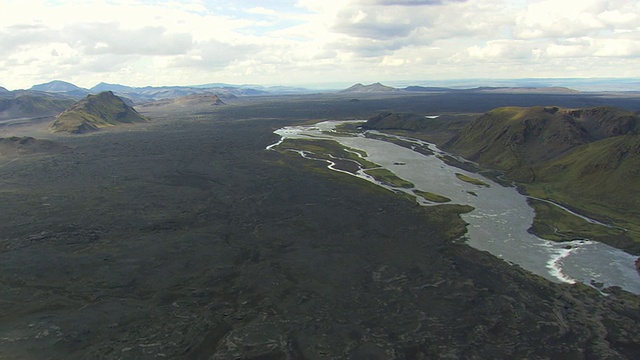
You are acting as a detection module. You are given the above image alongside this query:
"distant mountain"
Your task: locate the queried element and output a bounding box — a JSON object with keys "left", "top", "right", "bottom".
{"left": 471, "top": 86, "right": 580, "bottom": 94}
{"left": 402, "top": 86, "right": 456, "bottom": 92}
{"left": 51, "top": 91, "right": 148, "bottom": 134}
{"left": 20, "top": 80, "right": 300, "bottom": 104}
{"left": 0, "top": 86, "right": 8, "bottom": 93}
{"left": 340, "top": 82, "right": 397, "bottom": 93}
{"left": 264, "top": 85, "right": 313, "bottom": 94}
{"left": 90, "top": 82, "right": 137, "bottom": 93}
{"left": 31, "top": 80, "right": 82, "bottom": 92}
{"left": 30, "top": 80, "right": 90, "bottom": 99}
{"left": 86, "top": 83, "right": 267, "bottom": 103}
{"left": 138, "top": 94, "right": 225, "bottom": 109}
{"left": 191, "top": 82, "right": 257, "bottom": 89}
{"left": 0, "top": 94, "right": 75, "bottom": 120}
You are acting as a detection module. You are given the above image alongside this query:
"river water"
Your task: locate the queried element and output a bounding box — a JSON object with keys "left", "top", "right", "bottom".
{"left": 268, "top": 120, "right": 640, "bottom": 294}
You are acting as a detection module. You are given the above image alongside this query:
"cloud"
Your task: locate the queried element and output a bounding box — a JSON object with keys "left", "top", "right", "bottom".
{"left": 593, "top": 38, "right": 640, "bottom": 58}
{"left": 0, "top": 0, "right": 639, "bottom": 89}
{"left": 66, "top": 23, "right": 194, "bottom": 56}
{"left": 366, "top": 0, "right": 467, "bottom": 5}
{"left": 468, "top": 40, "right": 541, "bottom": 60}
{"left": 330, "top": 3, "right": 430, "bottom": 40}
{"left": 247, "top": 7, "right": 278, "bottom": 16}
{"left": 169, "top": 39, "right": 259, "bottom": 69}
{"left": 513, "top": 0, "right": 640, "bottom": 39}
{"left": 326, "top": 0, "right": 508, "bottom": 60}
{"left": 0, "top": 24, "right": 56, "bottom": 56}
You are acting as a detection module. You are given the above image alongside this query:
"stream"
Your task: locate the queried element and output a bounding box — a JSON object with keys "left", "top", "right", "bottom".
{"left": 268, "top": 120, "right": 640, "bottom": 294}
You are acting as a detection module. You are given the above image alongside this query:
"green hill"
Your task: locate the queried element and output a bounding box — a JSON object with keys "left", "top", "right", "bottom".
{"left": 442, "top": 106, "right": 640, "bottom": 246}
{"left": 528, "top": 131, "right": 640, "bottom": 222}
{"left": 51, "top": 91, "right": 148, "bottom": 134}
{"left": 361, "top": 112, "right": 429, "bottom": 131}
{"left": 0, "top": 94, "right": 75, "bottom": 120}
{"left": 444, "top": 106, "right": 638, "bottom": 178}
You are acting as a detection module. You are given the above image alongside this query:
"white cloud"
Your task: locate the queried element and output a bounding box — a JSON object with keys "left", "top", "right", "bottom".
{"left": 513, "top": 0, "right": 640, "bottom": 39}
{"left": 247, "top": 7, "right": 278, "bottom": 15}
{"left": 0, "top": 0, "right": 639, "bottom": 90}
{"left": 593, "top": 38, "right": 640, "bottom": 57}
{"left": 468, "top": 39, "right": 541, "bottom": 60}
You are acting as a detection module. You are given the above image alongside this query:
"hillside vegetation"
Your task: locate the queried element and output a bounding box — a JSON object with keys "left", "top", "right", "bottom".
{"left": 362, "top": 112, "right": 431, "bottom": 131}
{"left": 0, "top": 94, "right": 74, "bottom": 120}
{"left": 361, "top": 112, "right": 477, "bottom": 144}
{"left": 444, "top": 106, "right": 637, "bottom": 173}
{"left": 51, "top": 91, "right": 148, "bottom": 133}
{"left": 443, "top": 106, "right": 640, "bottom": 244}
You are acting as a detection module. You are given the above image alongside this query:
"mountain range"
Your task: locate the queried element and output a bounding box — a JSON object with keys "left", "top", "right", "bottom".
{"left": 137, "top": 94, "right": 225, "bottom": 109}
{"left": 340, "top": 82, "right": 398, "bottom": 93}
{"left": 1, "top": 80, "right": 602, "bottom": 106}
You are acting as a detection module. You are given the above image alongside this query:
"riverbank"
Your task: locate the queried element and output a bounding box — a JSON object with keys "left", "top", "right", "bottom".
{"left": 269, "top": 120, "right": 640, "bottom": 294}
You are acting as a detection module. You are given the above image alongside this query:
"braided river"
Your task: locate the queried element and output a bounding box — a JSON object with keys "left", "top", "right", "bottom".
{"left": 268, "top": 120, "right": 640, "bottom": 294}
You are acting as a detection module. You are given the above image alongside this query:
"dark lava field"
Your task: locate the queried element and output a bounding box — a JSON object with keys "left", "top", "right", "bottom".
{"left": 1, "top": 92, "right": 640, "bottom": 359}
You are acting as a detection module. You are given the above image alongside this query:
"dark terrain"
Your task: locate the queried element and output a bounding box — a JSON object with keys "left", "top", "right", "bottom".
{"left": 1, "top": 92, "right": 640, "bottom": 359}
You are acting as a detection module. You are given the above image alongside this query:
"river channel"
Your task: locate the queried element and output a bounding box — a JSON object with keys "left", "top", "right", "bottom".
{"left": 268, "top": 120, "right": 640, "bottom": 294}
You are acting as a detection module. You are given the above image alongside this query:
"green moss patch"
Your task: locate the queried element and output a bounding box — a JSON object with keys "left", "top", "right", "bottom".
{"left": 455, "top": 173, "right": 489, "bottom": 187}
{"left": 364, "top": 168, "right": 414, "bottom": 188}
{"left": 414, "top": 190, "right": 451, "bottom": 203}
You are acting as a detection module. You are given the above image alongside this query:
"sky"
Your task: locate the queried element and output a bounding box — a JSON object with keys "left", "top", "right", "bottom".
{"left": 1, "top": 0, "right": 639, "bottom": 90}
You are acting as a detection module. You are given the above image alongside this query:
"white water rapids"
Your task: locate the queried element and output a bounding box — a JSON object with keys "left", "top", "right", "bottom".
{"left": 267, "top": 120, "right": 640, "bottom": 294}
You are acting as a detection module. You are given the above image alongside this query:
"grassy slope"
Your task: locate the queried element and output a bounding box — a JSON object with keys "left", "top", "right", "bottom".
{"left": 442, "top": 106, "right": 640, "bottom": 249}
{"left": 361, "top": 112, "right": 477, "bottom": 144}
{"left": 0, "top": 95, "right": 75, "bottom": 120}
{"left": 443, "top": 106, "right": 594, "bottom": 175}
{"left": 524, "top": 132, "right": 640, "bottom": 245}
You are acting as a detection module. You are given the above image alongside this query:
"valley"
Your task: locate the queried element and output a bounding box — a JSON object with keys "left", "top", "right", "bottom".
{"left": 269, "top": 120, "right": 640, "bottom": 293}
{"left": 1, "top": 88, "right": 640, "bottom": 358}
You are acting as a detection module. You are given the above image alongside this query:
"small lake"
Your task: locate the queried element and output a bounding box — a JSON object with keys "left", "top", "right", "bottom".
{"left": 268, "top": 120, "right": 640, "bottom": 295}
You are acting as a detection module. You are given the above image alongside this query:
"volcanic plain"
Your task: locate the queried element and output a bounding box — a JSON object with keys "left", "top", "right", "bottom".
{"left": 1, "top": 91, "right": 640, "bottom": 359}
